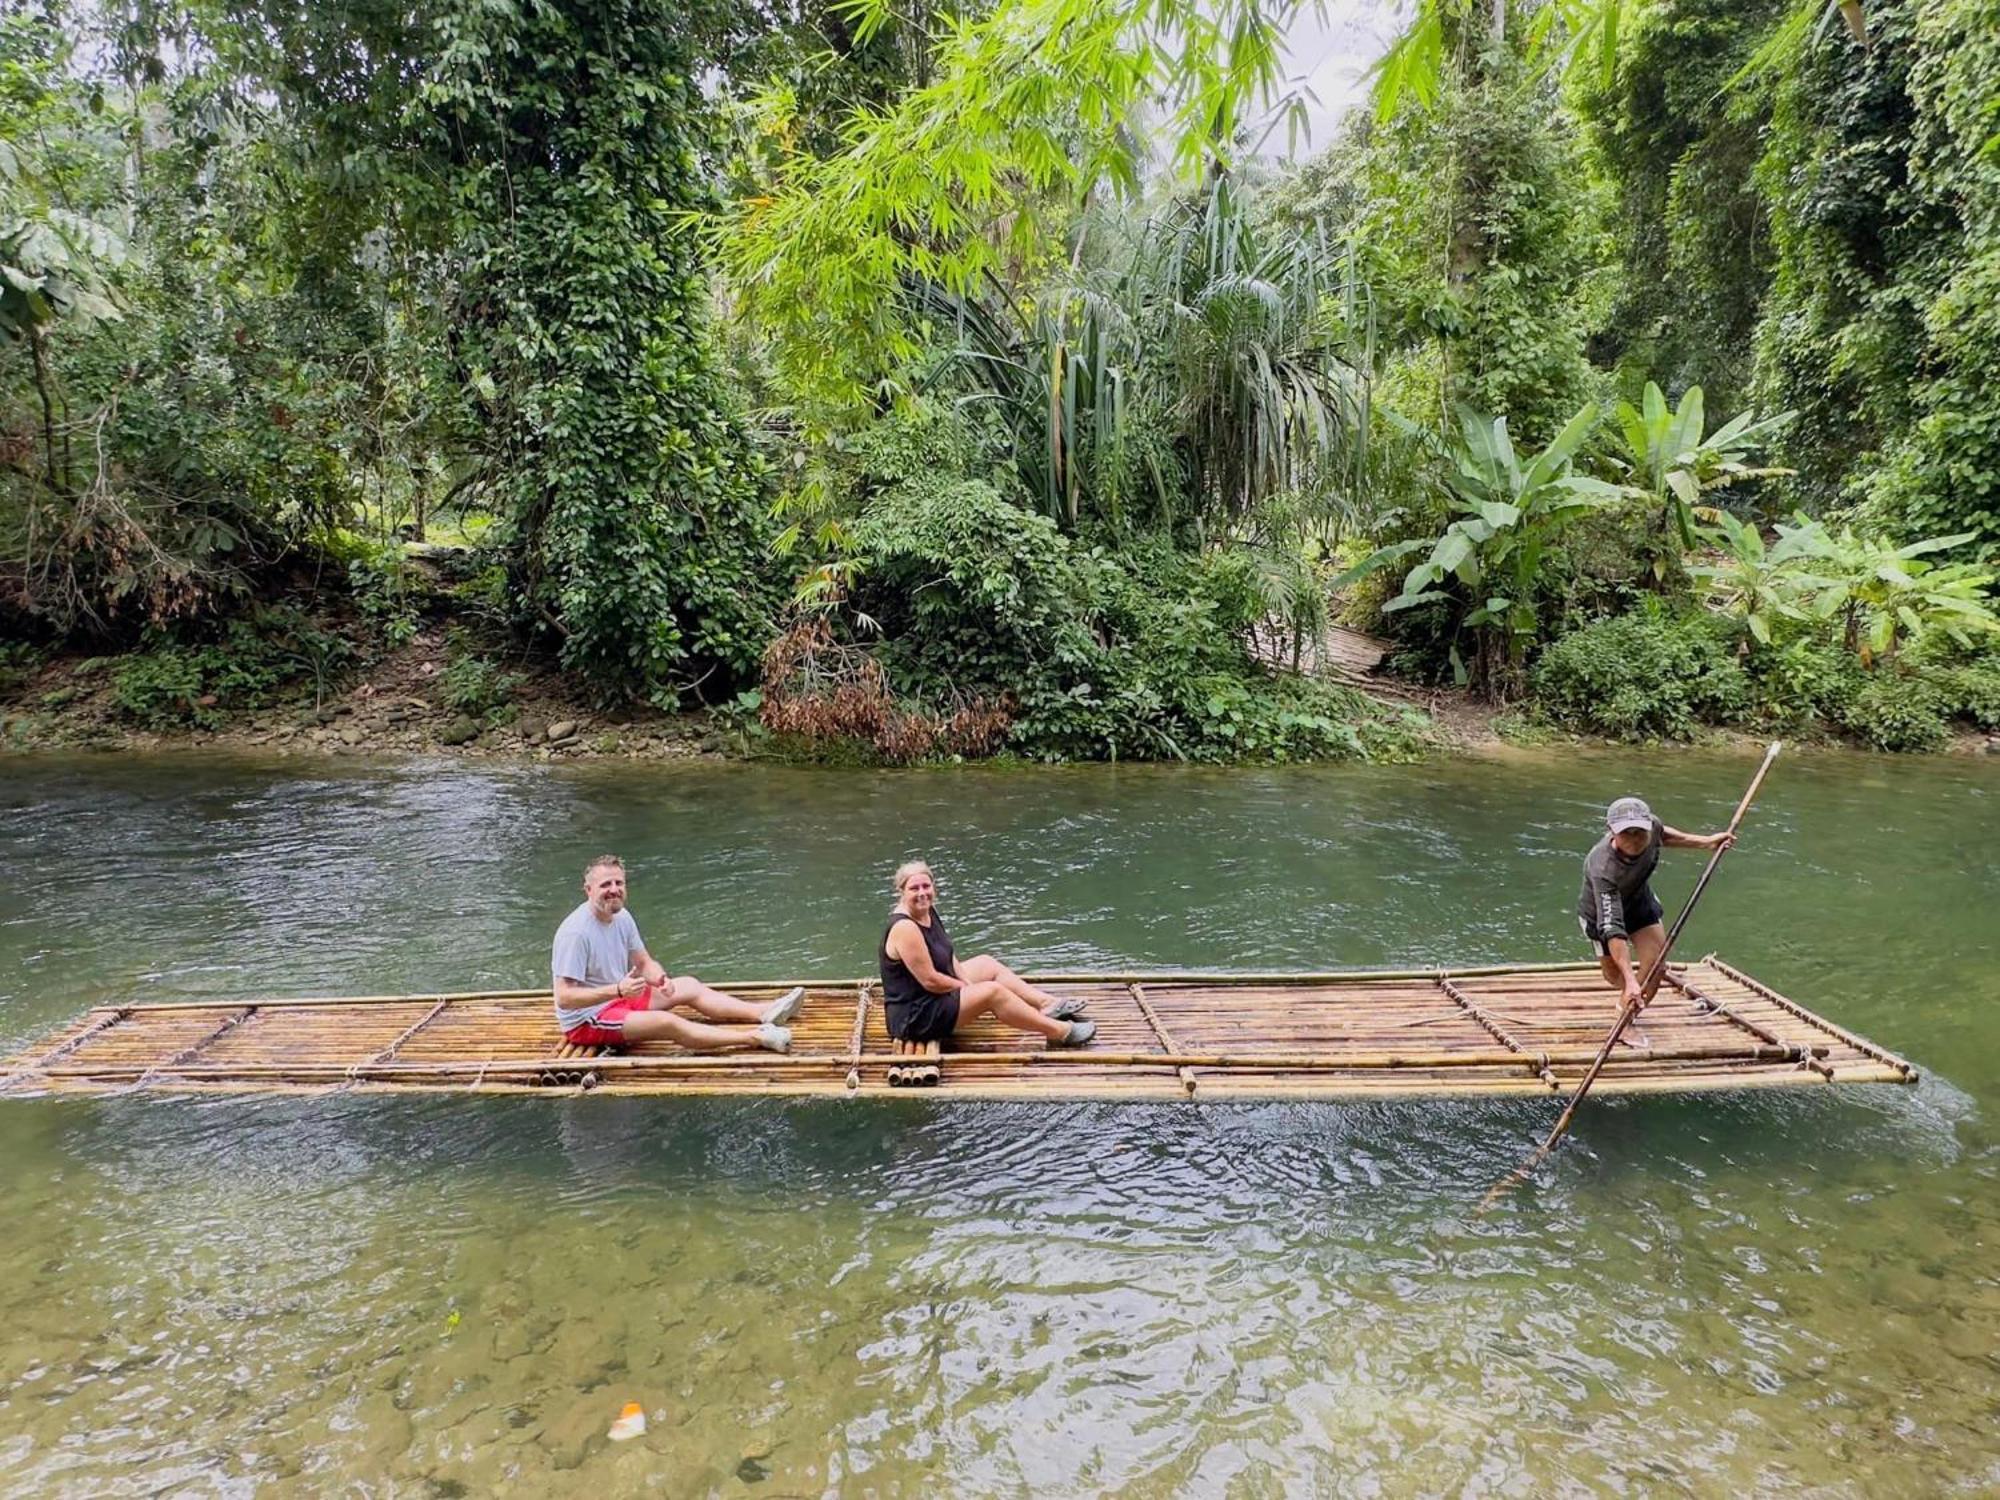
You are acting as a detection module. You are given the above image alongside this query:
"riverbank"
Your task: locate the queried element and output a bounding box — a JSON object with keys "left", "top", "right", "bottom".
{"left": 6, "top": 631, "right": 1997, "bottom": 764}
{"left": 0, "top": 631, "right": 743, "bottom": 764}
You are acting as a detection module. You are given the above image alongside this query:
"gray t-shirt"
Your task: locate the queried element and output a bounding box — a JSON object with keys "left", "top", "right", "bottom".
{"left": 551, "top": 903, "right": 645, "bottom": 1029}
{"left": 1576, "top": 818, "right": 1664, "bottom": 939}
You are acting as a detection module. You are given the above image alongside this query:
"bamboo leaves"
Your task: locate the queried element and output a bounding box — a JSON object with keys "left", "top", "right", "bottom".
{"left": 714, "top": 0, "right": 1310, "bottom": 417}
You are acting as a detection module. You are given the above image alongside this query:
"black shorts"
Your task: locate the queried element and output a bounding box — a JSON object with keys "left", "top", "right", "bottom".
{"left": 886, "top": 990, "right": 960, "bottom": 1043}
{"left": 1581, "top": 891, "right": 1664, "bottom": 956}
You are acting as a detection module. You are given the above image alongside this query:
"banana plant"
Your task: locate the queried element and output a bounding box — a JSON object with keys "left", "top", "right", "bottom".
{"left": 1689, "top": 510, "right": 1813, "bottom": 645}
{"left": 1370, "top": 402, "right": 1622, "bottom": 691}
{"left": 1770, "top": 518, "right": 2000, "bottom": 663}
{"left": 0, "top": 141, "right": 125, "bottom": 344}
{"left": 1613, "top": 382, "right": 1794, "bottom": 565}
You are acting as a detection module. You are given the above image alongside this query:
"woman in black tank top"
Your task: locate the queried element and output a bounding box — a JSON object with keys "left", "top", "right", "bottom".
{"left": 878, "top": 860, "right": 1097, "bottom": 1047}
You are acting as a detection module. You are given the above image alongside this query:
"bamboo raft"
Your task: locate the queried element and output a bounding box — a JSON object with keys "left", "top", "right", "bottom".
{"left": 0, "top": 957, "right": 1917, "bottom": 1102}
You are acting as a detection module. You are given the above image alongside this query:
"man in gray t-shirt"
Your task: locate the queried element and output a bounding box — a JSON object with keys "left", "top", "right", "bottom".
{"left": 1577, "top": 796, "right": 1734, "bottom": 1010}
{"left": 551, "top": 854, "right": 802, "bottom": 1051}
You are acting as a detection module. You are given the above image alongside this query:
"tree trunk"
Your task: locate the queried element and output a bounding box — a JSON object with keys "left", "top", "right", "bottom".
{"left": 27, "top": 327, "right": 68, "bottom": 498}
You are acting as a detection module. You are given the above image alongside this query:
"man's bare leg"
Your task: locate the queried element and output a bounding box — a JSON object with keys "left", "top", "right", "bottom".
{"left": 669, "top": 975, "right": 766, "bottom": 1023}
{"left": 1630, "top": 923, "right": 1668, "bottom": 1001}
{"left": 1596, "top": 925, "right": 1668, "bottom": 997}
{"left": 617, "top": 1008, "right": 764, "bottom": 1050}
{"left": 1594, "top": 923, "right": 1667, "bottom": 1047}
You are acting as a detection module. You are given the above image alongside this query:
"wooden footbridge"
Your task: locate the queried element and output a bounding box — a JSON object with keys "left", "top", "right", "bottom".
{"left": 0, "top": 957, "right": 1915, "bottom": 1101}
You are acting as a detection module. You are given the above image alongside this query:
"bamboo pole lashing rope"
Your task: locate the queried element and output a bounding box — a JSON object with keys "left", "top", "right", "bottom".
{"left": 1664, "top": 972, "right": 1833, "bottom": 1080}
{"left": 0, "top": 1006, "right": 133, "bottom": 1092}
{"left": 1437, "top": 975, "right": 1557, "bottom": 1090}
{"left": 359, "top": 997, "right": 451, "bottom": 1070}
{"left": 102, "top": 1006, "right": 257, "bottom": 1098}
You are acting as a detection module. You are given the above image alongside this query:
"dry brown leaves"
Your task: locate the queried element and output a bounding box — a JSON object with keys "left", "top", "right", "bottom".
{"left": 759, "top": 614, "right": 1010, "bottom": 763}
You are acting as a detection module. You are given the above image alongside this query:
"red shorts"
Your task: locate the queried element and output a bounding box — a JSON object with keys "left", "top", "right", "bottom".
{"left": 564, "top": 985, "right": 659, "bottom": 1049}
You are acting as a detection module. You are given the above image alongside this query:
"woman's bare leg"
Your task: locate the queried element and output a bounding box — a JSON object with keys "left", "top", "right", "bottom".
{"left": 957, "top": 955, "right": 1065, "bottom": 1012}
{"left": 951, "top": 979, "right": 1068, "bottom": 1040}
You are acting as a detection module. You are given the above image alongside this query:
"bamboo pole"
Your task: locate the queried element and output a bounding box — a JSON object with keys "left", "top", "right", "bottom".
{"left": 46, "top": 1059, "right": 1904, "bottom": 1103}
{"left": 1128, "top": 984, "right": 1197, "bottom": 1095}
{"left": 72, "top": 962, "right": 1613, "bottom": 1016}
{"left": 843, "top": 983, "right": 871, "bottom": 1091}
{"left": 43, "top": 1041, "right": 1817, "bottom": 1086}
{"left": 1481, "top": 742, "right": 1785, "bottom": 1212}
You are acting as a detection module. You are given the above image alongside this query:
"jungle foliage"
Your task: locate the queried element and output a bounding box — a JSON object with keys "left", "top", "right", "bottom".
{"left": 4, "top": 0, "right": 1998, "bottom": 758}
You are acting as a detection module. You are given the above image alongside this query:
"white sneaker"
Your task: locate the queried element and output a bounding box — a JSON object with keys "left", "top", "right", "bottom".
{"left": 762, "top": 986, "right": 805, "bottom": 1026}
{"left": 754, "top": 1022, "right": 792, "bottom": 1053}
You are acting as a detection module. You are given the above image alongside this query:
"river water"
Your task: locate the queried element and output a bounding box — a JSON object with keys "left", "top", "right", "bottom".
{"left": 0, "top": 750, "right": 1995, "bottom": 1497}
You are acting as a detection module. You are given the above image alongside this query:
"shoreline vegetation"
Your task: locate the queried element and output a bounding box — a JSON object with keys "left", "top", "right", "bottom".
{"left": 5, "top": 591, "right": 1995, "bottom": 765}
{"left": 5, "top": 2, "right": 1999, "bottom": 769}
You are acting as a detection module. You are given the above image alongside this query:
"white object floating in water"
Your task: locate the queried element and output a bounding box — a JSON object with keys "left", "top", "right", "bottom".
{"left": 607, "top": 1401, "right": 647, "bottom": 1442}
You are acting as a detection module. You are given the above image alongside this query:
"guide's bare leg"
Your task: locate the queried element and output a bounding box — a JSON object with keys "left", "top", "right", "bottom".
{"left": 1594, "top": 924, "right": 1668, "bottom": 1000}
{"left": 1594, "top": 922, "right": 1667, "bottom": 1046}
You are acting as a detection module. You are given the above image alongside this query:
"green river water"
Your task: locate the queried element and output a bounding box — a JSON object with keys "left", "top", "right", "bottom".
{"left": 0, "top": 749, "right": 1995, "bottom": 1497}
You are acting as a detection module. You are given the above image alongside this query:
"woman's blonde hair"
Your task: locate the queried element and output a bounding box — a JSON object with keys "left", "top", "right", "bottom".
{"left": 892, "top": 859, "right": 933, "bottom": 894}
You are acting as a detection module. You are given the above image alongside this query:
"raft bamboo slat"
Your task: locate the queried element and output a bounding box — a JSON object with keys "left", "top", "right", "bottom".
{"left": 0, "top": 957, "right": 1918, "bottom": 1101}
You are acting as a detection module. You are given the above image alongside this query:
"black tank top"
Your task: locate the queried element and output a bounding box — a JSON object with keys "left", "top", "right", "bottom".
{"left": 880, "top": 910, "right": 956, "bottom": 1010}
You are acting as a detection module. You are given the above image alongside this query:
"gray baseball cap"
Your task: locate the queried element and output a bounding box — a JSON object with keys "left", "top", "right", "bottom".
{"left": 1605, "top": 796, "right": 1653, "bottom": 833}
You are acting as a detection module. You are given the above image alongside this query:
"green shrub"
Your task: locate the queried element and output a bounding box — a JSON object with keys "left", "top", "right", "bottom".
{"left": 1743, "top": 638, "right": 1867, "bottom": 734}
{"left": 0, "top": 642, "right": 44, "bottom": 695}
{"left": 1530, "top": 609, "right": 1749, "bottom": 741}
{"left": 112, "top": 651, "right": 210, "bottom": 727}
{"left": 816, "top": 480, "right": 1409, "bottom": 763}
{"left": 1839, "top": 676, "right": 1953, "bottom": 752}
{"left": 439, "top": 644, "right": 521, "bottom": 720}
{"left": 1921, "top": 659, "right": 2000, "bottom": 731}
{"left": 109, "top": 608, "right": 353, "bottom": 728}
{"left": 344, "top": 541, "right": 423, "bottom": 646}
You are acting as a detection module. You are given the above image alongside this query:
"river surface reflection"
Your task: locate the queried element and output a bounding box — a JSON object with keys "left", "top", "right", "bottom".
{"left": 0, "top": 750, "right": 1995, "bottom": 1495}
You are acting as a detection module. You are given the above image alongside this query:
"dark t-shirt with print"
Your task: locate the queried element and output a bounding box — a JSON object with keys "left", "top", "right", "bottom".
{"left": 1576, "top": 817, "right": 1665, "bottom": 939}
